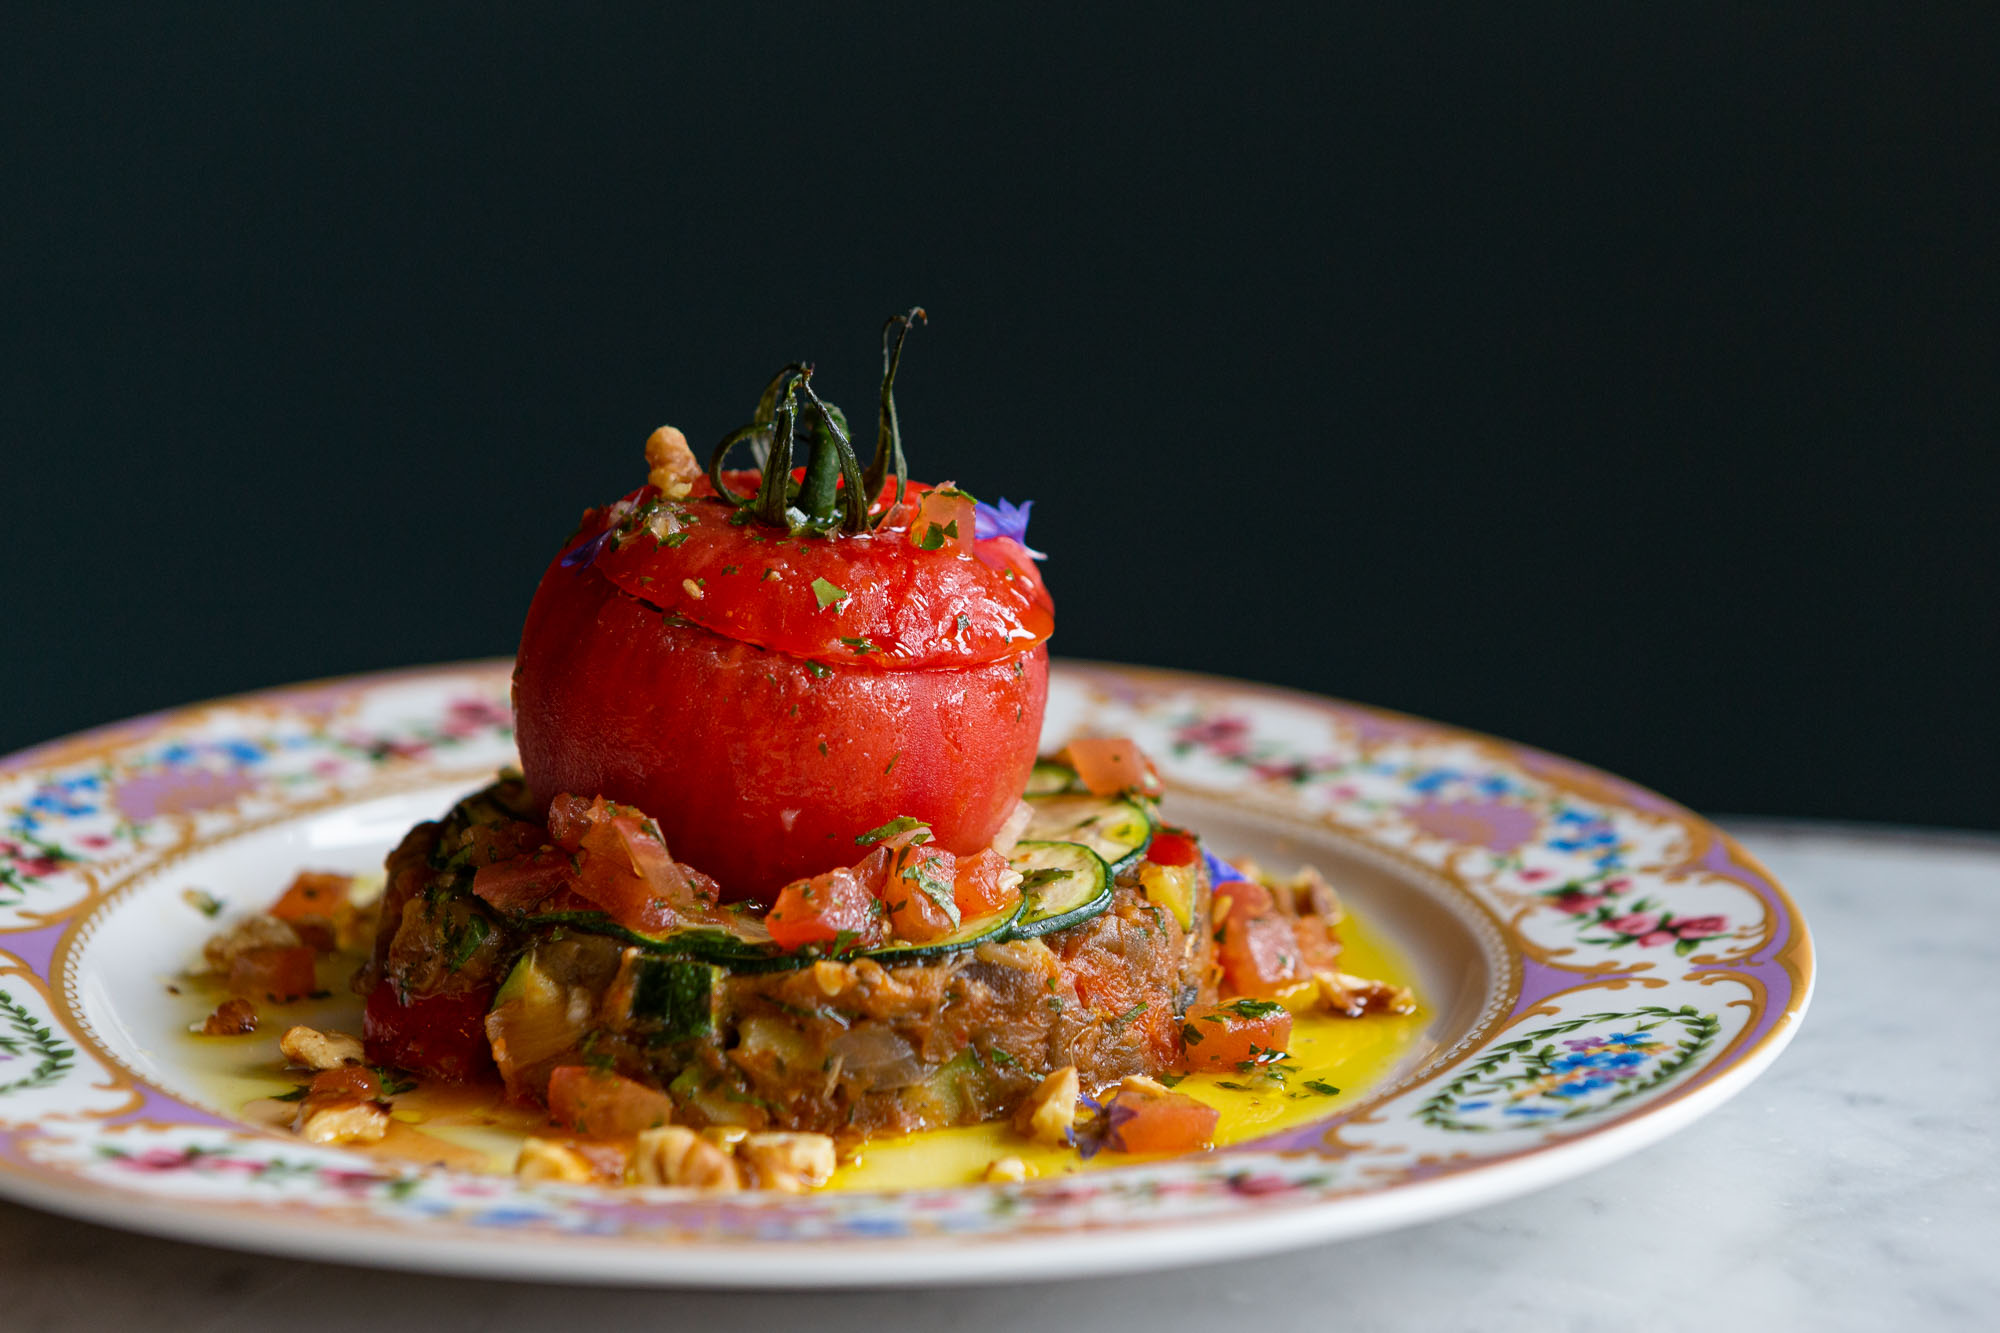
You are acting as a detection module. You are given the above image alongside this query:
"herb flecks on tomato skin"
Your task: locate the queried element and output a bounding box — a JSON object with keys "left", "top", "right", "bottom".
{"left": 513, "top": 312, "right": 1052, "bottom": 901}
{"left": 581, "top": 478, "right": 1052, "bottom": 670}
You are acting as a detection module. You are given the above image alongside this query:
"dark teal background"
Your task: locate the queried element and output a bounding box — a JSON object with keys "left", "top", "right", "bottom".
{"left": 4, "top": 6, "right": 1994, "bottom": 828}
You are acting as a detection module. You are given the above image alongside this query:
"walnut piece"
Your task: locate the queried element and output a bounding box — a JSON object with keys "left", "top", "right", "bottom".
{"left": 279, "top": 1025, "right": 365, "bottom": 1071}
{"left": 982, "top": 1156, "right": 1037, "bottom": 1184}
{"left": 739, "top": 1132, "right": 836, "bottom": 1194}
{"left": 198, "top": 997, "right": 258, "bottom": 1035}
{"left": 633, "top": 1126, "right": 743, "bottom": 1191}
{"left": 201, "top": 914, "right": 302, "bottom": 972}
{"left": 1314, "top": 969, "right": 1417, "bottom": 1018}
{"left": 515, "top": 1136, "right": 598, "bottom": 1183}
{"left": 297, "top": 1099, "right": 389, "bottom": 1145}
{"left": 1015, "top": 1065, "right": 1081, "bottom": 1146}
{"left": 644, "top": 425, "right": 702, "bottom": 499}
{"left": 1118, "top": 1073, "right": 1172, "bottom": 1098}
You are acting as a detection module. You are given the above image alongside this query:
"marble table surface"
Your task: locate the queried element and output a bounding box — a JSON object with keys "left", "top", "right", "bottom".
{"left": 2, "top": 820, "right": 1991, "bottom": 1331}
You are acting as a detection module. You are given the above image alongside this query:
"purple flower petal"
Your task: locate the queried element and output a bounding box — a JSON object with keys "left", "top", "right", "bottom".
{"left": 973, "top": 498, "right": 1046, "bottom": 559}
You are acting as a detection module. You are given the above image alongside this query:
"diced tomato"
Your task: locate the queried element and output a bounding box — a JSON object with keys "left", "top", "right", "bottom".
{"left": 537, "top": 794, "right": 718, "bottom": 935}
{"left": 905, "top": 486, "right": 976, "bottom": 554}
{"left": 1104, "top": 1088, "right": 1220, "bottom": 1153}
{"left": 851, "top": 843, "right": 896, "bottom": 895}
{"left": 1145, "top": 830, "right": 1200, "bottom": 867}
{"left": 1179, "top": 1000, "right": 1294, "bottom": 1073}
{"left": 1060, "top": 737, "right": 1164, "bottom": 798}
{"left": 545, "top": 792, "right": 595, "bottom": 850}
{"left": 1214, "top": 885, "right": 1310, "bottom": 998}
{"left": 1292, "top": 914, "right": 1343, "bottom": 973}
{"left": 227, "top": 946, "right": 318, "bottom": 1001}
{"left": 546, "top": 1065, "right": 675, "bottom": 1137}
{"left": 765, "top": 867, "right": 884, "bottom": 951}
{"left": 309, "top": 1065, "right": 381, "bottom": 1101}
{"left": 267, "top": 871, "right": 354, "bottom": 951}
{"left": 363, "top": 980, "right": 498, "bottom": 1083}
{"left": 573, "top": 819, "right": 679, "bottom": 934}
{"left": 1213, "top": 878, "right": 1274, "bottom": 917}
{"left": 952, "top": 848, "right": 1019, "bottom": 919}
{"left": 472, "top": 848, "right": 576, "bottom": 912}
{"left": 876, "top": 844, "right": 960, "bottom": 943}
{"left": 269, "top": 871, "right": 352, "bottom": 921}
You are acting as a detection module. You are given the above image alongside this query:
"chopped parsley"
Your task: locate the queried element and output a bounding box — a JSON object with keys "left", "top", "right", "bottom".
{"left": 181, "top": 888, "right": 224, "bottom": 918}
{"left": 1110, "top": 1002, "right": 1148, "bottom": 1030}
{"left": 839, "top": 635, "right": 878, "bottom": 653}
{"left": 1302, "top": 1079, "right": 1341, "bottom": 1096}
{"left": 804, "top": 660, "right": 831, "bottom": 680}
{"left": 857, "top": 816, "right": 932, "bottom": 846}
{"left": 1222, "top": 998, "right": 1286, "bottom": 1020}
{"left": 811, "top": 577, "right": 849, "bottom": 609}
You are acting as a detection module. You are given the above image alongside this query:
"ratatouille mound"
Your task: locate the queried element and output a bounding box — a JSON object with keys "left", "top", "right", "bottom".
{"left": 195, "top": 313, "right": 1415, "bottom": 1192}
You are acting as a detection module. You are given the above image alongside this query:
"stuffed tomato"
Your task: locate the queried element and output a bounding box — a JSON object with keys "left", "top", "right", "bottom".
{"left": 511, "top": 314, "right": 1052, "bottom": 900}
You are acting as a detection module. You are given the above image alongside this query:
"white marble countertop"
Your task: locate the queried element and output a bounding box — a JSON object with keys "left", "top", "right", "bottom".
{"left": 2, "top": 820, "right": 1991, "bottom": 1331}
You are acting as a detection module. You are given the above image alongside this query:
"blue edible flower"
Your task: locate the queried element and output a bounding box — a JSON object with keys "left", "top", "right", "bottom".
{"left": 972, "top": 498, "right": 1046, "bottom": 559}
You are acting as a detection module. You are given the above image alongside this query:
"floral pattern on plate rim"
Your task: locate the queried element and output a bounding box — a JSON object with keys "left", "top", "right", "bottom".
{"left": 0, "top": 660, "right": 1812, "bottom": 1252}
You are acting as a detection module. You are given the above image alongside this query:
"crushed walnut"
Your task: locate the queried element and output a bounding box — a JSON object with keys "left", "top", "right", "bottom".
{"left": 279, "top": 1024, "right": 365, "bottom": 1070}
{"left": 1314, "top": 969, "right": 1417, "bottom": 1018}
{"left": 644, "top": 425, "right": 702, "bottom": 499}
{"left": 1014, "top": 1065, "right": 1081, "bottom": 1146}
{"left": 198, "top": 997, "right": 258, "bottom": 1035}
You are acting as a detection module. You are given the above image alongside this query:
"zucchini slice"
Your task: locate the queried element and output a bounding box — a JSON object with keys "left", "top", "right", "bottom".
{"left": 1021, "top": 792, "right": 1154, "bottom": 873}
{"left": 863, "top": 896, "right": 1025, "bottom": 967}
{"left": 1008, "top": 839, "right": 1114, "bottom": 937}
{"left": 1025, "top": 759, "right": 1085, "bottom": 797}
{"left": 521, "top": 911, "right": 808, "bottom": 973}
{"left": 626, "top": 956, "right": 720, "bottom": 1044}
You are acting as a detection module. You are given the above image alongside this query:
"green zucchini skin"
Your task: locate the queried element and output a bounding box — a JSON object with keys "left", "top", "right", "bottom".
{"left": 1020, "top": 791, "right": 1156, "bottom": 875}
{"left": 1024, "top": 760, "right": 1087, "bottom": 796}
{"left": 1009, "top": 839, "right": 1115, "bottom": 937}
{"left": 627, "top": 957, "right": 721, "bottom": 1044}
{"left": 514, "top": 789, "right": 1160, "bottom": 971}
{"left": 860, "top": 895, "right": 1025, "bottom": 966}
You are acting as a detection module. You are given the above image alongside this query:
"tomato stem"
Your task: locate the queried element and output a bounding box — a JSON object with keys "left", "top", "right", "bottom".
{"left": 701, "top": 309, "right": 925, "bottom": 536}
{"left": 863, "top": 307, "right": 926, "bottom": 523}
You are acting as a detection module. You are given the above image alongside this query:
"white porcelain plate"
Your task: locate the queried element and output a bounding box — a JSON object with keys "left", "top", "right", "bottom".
{"left": 0, "top": 661, "right": 1812, "bottom": 1286}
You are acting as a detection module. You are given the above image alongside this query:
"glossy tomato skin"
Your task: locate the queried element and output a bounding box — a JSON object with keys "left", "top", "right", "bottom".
{"left": 513, "top": 548, "right": 1048, "bottom": 901}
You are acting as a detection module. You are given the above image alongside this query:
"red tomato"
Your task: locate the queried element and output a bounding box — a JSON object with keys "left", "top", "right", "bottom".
{"left": 268, "top": 871, "right": 351, "bottom": 921}
{"left": 1104, "top": 1089, "right": 1220, "bottom": 1154}
{"left": 877, "top": 843, "right": 961, "bottom": 943}
{"left": 226, "top": 946, "right": 318, "bottom": 1002}
{"left": 1061, "top": 737, "right": 1164, "bottom": 798}
{"left": 546, "top": 1065, "right": 676, "bottom": 1137}
{"left": 363, "top": 980, "right": 499, "bottom": 1082}
{"left": 952, "top": 847, "right": 1019, "bottom": 919}
{"left": 514, "top": 515, "right": 1049, "bottom": 899}
{"left": 1213, "top": 881, "right": 1310, "bottom": 998}
{"left": 567, "top": 798, "right": 715, "bottom": 933}
{"left": 1179, "top": 1000, "right": 1294, "bottom": 1073}
{"left": 1145, "top": 831, "right": 1201, "bottom": 868}
{"left": 583, "top": 476, "right": 1053, "bottom": 669}
{"left": 471, "top": 849, "right": 574, "bottom": 913}
{"left": 765, "top": 867, "right": 886, "bottom": 951}
{"left": 1292, "top": 915, "right": 1344, "bottom": 973}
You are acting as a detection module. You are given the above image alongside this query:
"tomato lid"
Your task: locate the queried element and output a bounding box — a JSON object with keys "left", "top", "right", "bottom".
{"left": 570, "top": 478, "right": 1053, "bottom": 669}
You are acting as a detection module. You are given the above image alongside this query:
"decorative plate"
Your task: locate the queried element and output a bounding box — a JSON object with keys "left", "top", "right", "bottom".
{"left": 0, "top": 661, "right": 1812, "bottom": 1286}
